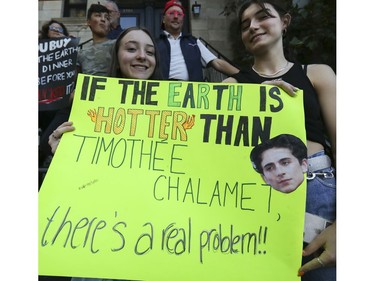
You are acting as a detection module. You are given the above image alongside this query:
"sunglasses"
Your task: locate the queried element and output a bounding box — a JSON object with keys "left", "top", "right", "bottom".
{"left": 49, "top": 25, "right": 64, "bottom": 33}
{"left": 166, "top": 10, "right": 184, "bottom": 17}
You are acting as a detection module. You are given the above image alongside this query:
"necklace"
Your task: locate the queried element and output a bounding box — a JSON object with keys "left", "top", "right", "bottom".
{"left": 252, "top": 61, "right": 289, "bottom": 77}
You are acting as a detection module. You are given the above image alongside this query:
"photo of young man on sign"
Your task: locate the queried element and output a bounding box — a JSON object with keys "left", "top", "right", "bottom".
{"left": 250, "top": 134, "right": 308, "bottom": 193}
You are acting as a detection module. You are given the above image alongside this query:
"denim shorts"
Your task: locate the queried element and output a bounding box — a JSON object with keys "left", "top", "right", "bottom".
{"left": 306, "top": 151, "right": 336, "bottom": 222}
{"left": 302, "top": 150, "right": 336, "bottom": 281}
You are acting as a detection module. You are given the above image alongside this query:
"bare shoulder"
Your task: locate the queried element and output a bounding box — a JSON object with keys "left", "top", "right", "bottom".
{"left": 306, "top": 64, "right": 335, "bottom": 79}
{"left": 307, "top": 64, "right": 336, "bottom": 99}
{"left": 222, "top": 77, "right": 238, "bottom": 83}
{"left": 307, "top": 63, "right": 335, "bottom": 74}
{"left": 306, "top": 64, "right": 336, "bottom": 89}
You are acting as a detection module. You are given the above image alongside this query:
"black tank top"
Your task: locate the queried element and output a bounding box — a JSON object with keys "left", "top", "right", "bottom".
{"left": 231, "top": 63, "right": 327, "bottom": 148}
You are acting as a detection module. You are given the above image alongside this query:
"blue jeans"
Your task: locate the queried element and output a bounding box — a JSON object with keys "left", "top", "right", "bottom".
{"left": 302, "top": 151, "right": 336, "bottom": 281}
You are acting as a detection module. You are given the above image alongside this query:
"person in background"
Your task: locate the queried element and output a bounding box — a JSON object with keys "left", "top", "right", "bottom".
{"left": 103, "top": 0, "right": 124, "bottom": 39}
{"left": 38, "top": 19, "right": 71, "bottom": 171}
{"left": 157, "top": 0, "right": 239, "bottom": 81}
{"left": 39, "top": 3, "right": 115, "bottom": 178}
{"left": 39, "top": 19, "right": 69, "bottom": 39}
{"left": 223, "top": 1, "right": 336, "bottom": 280}
{"left": 77, "top": 3, "right": 115, "bottom": 76}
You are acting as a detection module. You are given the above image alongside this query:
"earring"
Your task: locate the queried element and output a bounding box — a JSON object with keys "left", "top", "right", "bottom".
{"left": 282, "top": 29, "right": 287, "bottom": 36}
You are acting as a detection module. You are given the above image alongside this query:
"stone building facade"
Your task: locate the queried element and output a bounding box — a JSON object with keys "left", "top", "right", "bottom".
{"left": 38, "top": 0, "right": 237, "bottom": 60}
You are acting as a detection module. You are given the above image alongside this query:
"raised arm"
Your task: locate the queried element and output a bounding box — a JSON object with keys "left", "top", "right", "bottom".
{"left": 209, "top": 58, "right": 239, "bottom": 76}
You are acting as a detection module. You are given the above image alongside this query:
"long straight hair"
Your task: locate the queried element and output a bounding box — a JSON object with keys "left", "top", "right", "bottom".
{"left": 108, "top": 26, "right": 164, "bottom": 80}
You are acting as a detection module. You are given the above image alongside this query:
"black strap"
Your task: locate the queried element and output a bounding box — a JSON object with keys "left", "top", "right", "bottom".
{"left": 302, "top": 64, "right": 308, "bottom": 74}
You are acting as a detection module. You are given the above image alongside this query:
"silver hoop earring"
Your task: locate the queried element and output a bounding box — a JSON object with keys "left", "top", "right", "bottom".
{"left": 282, "top": 29, "right": 287, "bottom": 36}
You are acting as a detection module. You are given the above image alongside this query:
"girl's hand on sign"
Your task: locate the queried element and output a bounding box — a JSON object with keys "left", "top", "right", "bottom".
{"left": 262, "top": 79, "right": 299, "bottom": 97}
{"left": 48, "top": 121, "right": 75, "bottom": 154}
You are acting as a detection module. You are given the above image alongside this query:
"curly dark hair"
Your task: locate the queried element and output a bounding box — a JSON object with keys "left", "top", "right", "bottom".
{"left": 39, "top": 19, "right": 69, "bottom": 39}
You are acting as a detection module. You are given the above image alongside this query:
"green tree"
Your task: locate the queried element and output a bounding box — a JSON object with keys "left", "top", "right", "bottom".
{"left": 221, "top": 0, "right": 336, "bottom": 71}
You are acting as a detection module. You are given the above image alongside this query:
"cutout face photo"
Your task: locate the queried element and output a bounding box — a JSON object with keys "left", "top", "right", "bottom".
{"left": 260, "top": 147, "right": 307, "bottom": 193}
{"left": 250, "top": 134, "right": 308, "bottom": 193}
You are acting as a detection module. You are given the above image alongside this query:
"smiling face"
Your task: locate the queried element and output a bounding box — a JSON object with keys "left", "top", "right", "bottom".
{"left": 162, "top": 5, "right": 185, "bottom": 35}
{"left": 260, "top": 147, "right": 307, "bottom": 193}
{"left": 117, "top": 30, "right": 156, "bottom": 79}
{"left": 240, "top": 3, "right": 289, "bottom": 55}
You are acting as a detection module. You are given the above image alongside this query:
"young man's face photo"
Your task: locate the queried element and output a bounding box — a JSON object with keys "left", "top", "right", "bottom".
{"left": 260, "top": 147, "right": 308, "bottom": 193}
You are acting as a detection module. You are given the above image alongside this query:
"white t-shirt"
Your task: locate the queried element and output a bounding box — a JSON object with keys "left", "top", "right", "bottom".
{"left": 164, "top": 31, "right": 217, "bottom": 80}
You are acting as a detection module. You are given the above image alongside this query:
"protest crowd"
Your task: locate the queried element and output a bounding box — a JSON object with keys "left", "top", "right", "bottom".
{"left": 38, "top": 1, "right": 336, "bottom": 281}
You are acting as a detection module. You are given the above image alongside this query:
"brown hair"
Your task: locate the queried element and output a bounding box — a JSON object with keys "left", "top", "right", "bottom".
{"left": 108, "top": 26, "right": 164, "bottom": 80}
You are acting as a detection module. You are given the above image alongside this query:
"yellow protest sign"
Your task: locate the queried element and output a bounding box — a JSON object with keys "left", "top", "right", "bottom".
{"left": 39, "top": 74, "right": 306, "bottom": 281}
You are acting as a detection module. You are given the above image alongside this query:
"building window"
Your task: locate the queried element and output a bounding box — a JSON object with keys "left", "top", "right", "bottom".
{"left": 63, "top": 0, "right": 87, "bottom": 17}
{"left": 120, "top": 15, "right": 139, "bottom": 29}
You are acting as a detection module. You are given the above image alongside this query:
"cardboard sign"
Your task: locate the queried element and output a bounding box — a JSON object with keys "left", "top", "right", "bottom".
{"left": 38, "top": 37, "right": 80, "bottom": 111}
{"left": 39, "top": 74, "right": 306, "bottom": 281}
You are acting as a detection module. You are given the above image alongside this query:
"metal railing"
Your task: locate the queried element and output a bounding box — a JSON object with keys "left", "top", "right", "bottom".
{"left": 199, "top": 37, "right": 238, "bottom": 83}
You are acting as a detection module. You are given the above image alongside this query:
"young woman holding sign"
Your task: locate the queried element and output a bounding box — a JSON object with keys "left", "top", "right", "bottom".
{"left": 46, "top": 27, "right": 163, "bottom": 281}
{"left": 48, "top": 26, "right": 163, "bottom": 154}
{"left": 222, "top": 1, "right": 336, "bottom": 280}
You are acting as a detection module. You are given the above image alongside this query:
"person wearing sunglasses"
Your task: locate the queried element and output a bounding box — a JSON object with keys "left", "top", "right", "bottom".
{"left": 39, "top": 4, "right": 114, "bottom": 175}
{"left": 39, "top": 19, "right": 69, "bottom": 39}
{"left": 157, "top": 0, "right": 239, "bottom": 81}
{"left": 39, "top": 19, "right": 71, "bottom": 171}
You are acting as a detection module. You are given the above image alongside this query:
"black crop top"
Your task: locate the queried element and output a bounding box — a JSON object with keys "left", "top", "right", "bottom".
{"left": 231, "top": 63, "right": 327, "bottom": 148}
